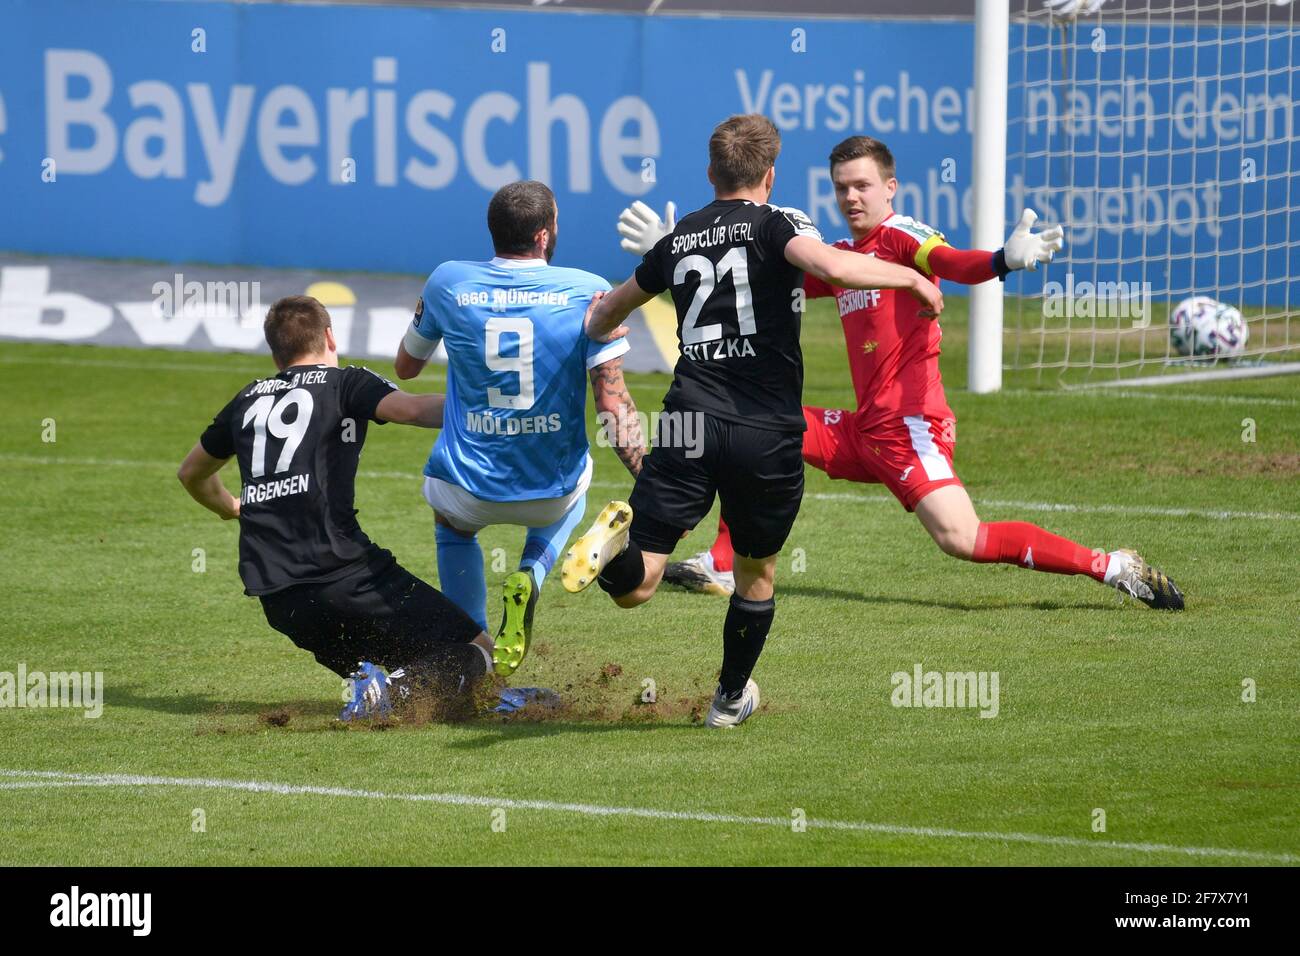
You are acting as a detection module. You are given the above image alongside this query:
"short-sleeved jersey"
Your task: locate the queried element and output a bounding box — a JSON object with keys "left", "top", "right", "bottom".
{"left": 803, "top": 213, "right": 956, "bottom": 430}
{"left": 198, "top": 364, "right": 398, "bottom": 596}
{"left": 636, "top": 199, "right": 822, "bottom": 432}
{"left": 407, "top": 257, "right": 627, "bottom": 502}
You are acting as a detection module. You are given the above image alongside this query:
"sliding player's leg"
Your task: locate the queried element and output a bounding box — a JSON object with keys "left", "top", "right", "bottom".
{"left": 873, "top": 414, "right": 1183, "bottom": 609}
{"left": 914, "top": 484, "right": 1184, "bottom": 609}
{"left": 260, "top": 555, "right": 493, "bottom": 720}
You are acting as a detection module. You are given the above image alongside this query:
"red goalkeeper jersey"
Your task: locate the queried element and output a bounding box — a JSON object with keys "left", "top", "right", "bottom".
{"left": 804, "top": 213, "right": 965, "bottom": 431}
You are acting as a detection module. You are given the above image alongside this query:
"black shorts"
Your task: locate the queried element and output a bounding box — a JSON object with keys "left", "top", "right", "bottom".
{"left": 258, "top": 550, "right": 482, "bottom": 677}
{"left": 629, "top": 412, "right": 804, "bottom": 559}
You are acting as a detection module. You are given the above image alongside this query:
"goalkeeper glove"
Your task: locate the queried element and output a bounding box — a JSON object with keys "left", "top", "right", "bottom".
{"left": 1000, "top": 208, "right": 1065, "bottom": 273}
{"left": 617, "top": 200, "right": 676, "bottom": 256}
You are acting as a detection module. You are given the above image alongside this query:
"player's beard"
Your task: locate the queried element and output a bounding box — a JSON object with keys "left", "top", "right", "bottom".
{"left": 544, "top": 225, "right": 557, "bottom": 262}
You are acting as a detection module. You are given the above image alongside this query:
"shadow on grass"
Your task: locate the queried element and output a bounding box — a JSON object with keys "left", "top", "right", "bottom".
{"left": 781, "top": 583, "right": 1116, "bottom": 612}
{"left": 103, "top": 684, "right": 708, "bottom": 740}
{"left": 104, "top": 684, "right": 336, "bottom": 718}
{"left": 441, "top": 717, "right": 703, "bottom": 750}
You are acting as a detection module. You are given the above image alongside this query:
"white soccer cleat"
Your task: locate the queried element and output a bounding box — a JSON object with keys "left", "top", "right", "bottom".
{"left": 561, "top": 500, "right": 632, "bottom": 593}
{"left": 662, "top": 550, "right": 735, "bottom": 596}
{"left": 705, "top": 678, "right": 760, "bottom": 728}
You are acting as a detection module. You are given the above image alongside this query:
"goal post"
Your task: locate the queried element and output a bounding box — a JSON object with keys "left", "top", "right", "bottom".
{"left": 972, "top": 0, "right": 1300, "bottom": 390}
{"left": 970, "top": 0, "right": 1009, "bottom": 394}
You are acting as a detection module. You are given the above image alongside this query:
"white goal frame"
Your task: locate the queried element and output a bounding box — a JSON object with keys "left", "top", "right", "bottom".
{"left": 970, "top": 0, "right": 1300, "bottom": 392}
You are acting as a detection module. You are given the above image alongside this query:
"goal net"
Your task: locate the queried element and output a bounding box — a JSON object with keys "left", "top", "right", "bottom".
{"left": 998, "top": 0, "right": 1300, "bottom": 388}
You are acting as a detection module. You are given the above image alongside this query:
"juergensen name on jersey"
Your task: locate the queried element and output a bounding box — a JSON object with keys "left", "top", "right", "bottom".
{"left": 242, "top": 473, "right": 311, "bottom": 505}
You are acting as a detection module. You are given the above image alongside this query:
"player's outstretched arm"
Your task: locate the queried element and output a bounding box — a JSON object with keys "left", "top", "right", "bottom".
{"left": 374, "top": 390, "right": 445, "bottom": 429}
{"left": 784, "top": 236, "right": 944, "bottom": 316}
{"left": 928, "top": 208, "right": 1065, "bottom": 286}
{"left": 177, "top": 444, "right": 240, "bottom": 520}
{"left": 586, "top": 281, "right": 652, "bottom": 342}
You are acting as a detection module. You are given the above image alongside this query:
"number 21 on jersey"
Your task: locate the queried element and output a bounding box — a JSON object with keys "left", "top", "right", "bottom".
{"left": 674, "top": 247, "right": 755, "bottom": 345}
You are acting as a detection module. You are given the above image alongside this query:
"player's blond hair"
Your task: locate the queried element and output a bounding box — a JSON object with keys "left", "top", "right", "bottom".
{"left": 708, "top": 114, "right": 781, "bottom": 192}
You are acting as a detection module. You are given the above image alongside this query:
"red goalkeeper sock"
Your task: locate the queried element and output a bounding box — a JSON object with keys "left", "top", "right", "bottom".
{"left": 710, "top": 518, "right": 735, "bottom": 573}
{"left": 972, "top": 521, "right": 1106, "bottom": 581}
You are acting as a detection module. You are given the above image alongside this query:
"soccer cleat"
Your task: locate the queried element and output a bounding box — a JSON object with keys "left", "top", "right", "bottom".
{"left": 493, "top": 570, "right": 538, "bottom": 676}
{"left": 1111, "top": 549, "right": 1185, "bottom": 611}
{"left": 705, "top": 678, "right": 760, "bottom": 728}
{"left": 662, "top": 550, "right": 735, "bottom": 597}
{"left": 561, "top": 500, "right": 632, "bottom": 593}
{"left": 493, "top": 686, "right": 561, "bottom": 715}
{"left": 338, "top": 661, "right": 392, "bottom": 721}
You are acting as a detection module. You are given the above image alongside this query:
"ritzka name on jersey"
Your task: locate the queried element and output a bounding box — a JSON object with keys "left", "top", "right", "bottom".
{"left": 681, "top": 336, "right": 758, "bottom": 362}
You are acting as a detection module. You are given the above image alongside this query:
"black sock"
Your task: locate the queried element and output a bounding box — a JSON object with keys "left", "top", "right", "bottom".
{"left": 719, "top": 594, "right": 775, "bottom": 695}
{"left": 597, "top": 539, "right": 645, "bottom": 597}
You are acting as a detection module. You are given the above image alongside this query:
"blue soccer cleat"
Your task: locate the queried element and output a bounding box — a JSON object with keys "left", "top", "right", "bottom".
{"left": 492, "top": 687, "right": 560, "bottom": 715}
{"left": 338, "top": 661, "right": 392, "bottom": 722}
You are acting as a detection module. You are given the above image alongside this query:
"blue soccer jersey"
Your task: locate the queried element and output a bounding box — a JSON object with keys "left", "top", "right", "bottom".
{"left": 405, "top": 257, "right": 627, "bottom": 502}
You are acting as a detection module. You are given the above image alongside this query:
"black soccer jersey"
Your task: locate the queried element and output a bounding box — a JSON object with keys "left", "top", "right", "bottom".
{"left": 198, "top": 364, "right": 397, "bottom": 596}
{"left": 635, "top": 199, "right": 822, "bottom": 432}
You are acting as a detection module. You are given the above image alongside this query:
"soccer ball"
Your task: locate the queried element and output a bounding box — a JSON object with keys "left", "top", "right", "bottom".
{"left": 1169, "top": 296, "right": 1249, "bottom": 358}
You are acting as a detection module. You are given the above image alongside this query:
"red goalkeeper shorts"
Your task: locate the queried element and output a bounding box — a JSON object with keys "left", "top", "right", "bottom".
{"left": 801, "top": 406, "right": 963, "bottom": 512}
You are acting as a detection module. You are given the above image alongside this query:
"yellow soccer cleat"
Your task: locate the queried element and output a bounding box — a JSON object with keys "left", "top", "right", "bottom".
{"left": 492, "top": 571, "right": 537, "bottom": 676}
{"left": 561, "top": 500, "right": 632, "bottom": 593}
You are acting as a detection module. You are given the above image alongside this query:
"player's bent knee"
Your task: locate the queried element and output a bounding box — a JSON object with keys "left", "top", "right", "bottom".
{"left": 930, "top": 528, "right": 976, "bottom": 560}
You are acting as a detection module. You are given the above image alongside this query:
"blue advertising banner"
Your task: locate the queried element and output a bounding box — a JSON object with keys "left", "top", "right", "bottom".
{"left": 0, "top": 0, "right": 1293, "bottom": 305}
{"left": 0, "top": 0, "right": 972, "bottom": 280}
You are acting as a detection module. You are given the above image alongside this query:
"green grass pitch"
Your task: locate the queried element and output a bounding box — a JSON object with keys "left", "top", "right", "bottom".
{"left": 1, "top": 296, "right": 1297, "bottom": 866}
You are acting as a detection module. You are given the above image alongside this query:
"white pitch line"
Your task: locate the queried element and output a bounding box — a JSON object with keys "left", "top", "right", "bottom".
{"left": 2, "top": 452, "right": 1296, "bottom": 522}
{"left": 0, "top": 769, "right": 1293, "bottom": 864}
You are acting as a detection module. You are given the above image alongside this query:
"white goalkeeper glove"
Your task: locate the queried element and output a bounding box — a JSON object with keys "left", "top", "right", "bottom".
{"left": 1001, "top": 208, "right": 1065, "bottom": 272}
{"left": 617, "top": 200, "right": 676, "bottom": 256}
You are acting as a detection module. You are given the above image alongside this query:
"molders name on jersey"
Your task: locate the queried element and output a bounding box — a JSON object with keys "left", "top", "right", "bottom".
{"left": 465, "top": 411, "right": 564, "bottom": 435}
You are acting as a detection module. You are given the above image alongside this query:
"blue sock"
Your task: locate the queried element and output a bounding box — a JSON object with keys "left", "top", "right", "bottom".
{"left": 521, "top": 496, "right": 587, "bottom": 591}
{"left": 435, "top": 523, "right": 487, "bottom": 632}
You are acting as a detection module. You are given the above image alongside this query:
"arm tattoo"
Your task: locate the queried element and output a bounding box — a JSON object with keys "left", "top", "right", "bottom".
{"left": 589, "top": 357, "right": 646, "bottom": 477}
